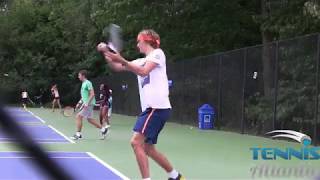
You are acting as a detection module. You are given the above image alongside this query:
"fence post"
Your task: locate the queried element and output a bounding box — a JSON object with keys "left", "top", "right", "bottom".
{"left": 217, "top": 54, "right": 222, "bottom": 127}
{"left": 199, "top": 58, "right": 202, "bottom": 123}
{"left": 181, "top": 60, "right": 185, "bottom": 124}
{"left": 314, "top": 35, "right": 320, "bottom": 145}
{"left": 273, "top": 42, "right": 279, "bottom": 130}
{"left": 241, "top": 48, "right": 247, "bottom": 134}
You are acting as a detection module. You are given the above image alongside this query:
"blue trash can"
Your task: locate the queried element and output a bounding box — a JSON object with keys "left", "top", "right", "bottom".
{"left": 168, "top": 80, "right": 173, "bottom": 88}
{"left": 198, "top": 104, "right": 215, "bottom": 129}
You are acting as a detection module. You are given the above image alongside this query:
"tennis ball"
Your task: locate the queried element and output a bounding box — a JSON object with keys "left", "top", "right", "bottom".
{"left": 97, "top": 43, "right": 107, "bottom": 52}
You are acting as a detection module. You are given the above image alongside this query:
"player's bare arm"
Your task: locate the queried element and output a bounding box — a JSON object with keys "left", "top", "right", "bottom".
{"left": 86, "top": 89, "right": 95, "bottom": 106}
{"left": 104, "top": 51, "right": 157, "bottom": 77}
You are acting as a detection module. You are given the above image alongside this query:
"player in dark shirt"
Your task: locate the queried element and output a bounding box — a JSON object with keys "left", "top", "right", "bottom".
{"left": 97, "top": 83, "right": 111, "bottom": 129}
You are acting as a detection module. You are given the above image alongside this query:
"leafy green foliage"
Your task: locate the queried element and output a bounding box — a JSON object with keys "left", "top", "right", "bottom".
{"left": 1, "top": 0, "right": 320, "bottom": 110}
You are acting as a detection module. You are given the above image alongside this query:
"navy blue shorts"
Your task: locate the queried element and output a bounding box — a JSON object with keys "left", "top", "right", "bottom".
{"left": 133, "top": 108, "right": 171, "bottom": 144}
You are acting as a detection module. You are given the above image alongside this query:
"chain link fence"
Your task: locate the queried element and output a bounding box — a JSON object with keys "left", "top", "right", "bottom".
{"left": 93, "top": 33, "right": 320, "bottom": 144}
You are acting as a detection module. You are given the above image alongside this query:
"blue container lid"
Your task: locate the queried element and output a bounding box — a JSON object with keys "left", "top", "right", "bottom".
{"left": 168, "top": 80, "right": 173, "bottom": 87}
{"left": 198, "top": 104, "right": 214, "bottom": 113}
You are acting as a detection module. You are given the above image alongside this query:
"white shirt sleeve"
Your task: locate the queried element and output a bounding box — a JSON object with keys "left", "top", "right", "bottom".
{"left": 146, "top": 49, "right": 164, "bottom": 66}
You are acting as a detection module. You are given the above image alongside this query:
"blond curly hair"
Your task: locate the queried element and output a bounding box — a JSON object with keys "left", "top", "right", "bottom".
{"left": 137, "top": 29, "right": 160, "bottom": 48}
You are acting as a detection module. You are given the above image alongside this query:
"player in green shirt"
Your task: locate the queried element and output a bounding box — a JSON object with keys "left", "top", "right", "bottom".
{"left": 71, "top": 70, "right": 108, "bottom": 140}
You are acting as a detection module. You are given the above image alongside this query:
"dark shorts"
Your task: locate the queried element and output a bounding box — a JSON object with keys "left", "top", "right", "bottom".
{"left": 54, "top": 97, "right": 60, "bottom": 100}
{"left": 100, "top": 100, "right": 109, "bottom": 108}
{"left": 22, "top": 98, "right": 28, "bottom": 104}
{"left": 133, "top": 108, "right": 171, "bottom": 144}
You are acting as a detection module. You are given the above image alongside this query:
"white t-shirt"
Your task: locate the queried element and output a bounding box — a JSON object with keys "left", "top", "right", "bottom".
{"left": 132, "top": 49, "right": 171, "bottom": 112}
{"left": 22, "top": 91, "right": 28, "bottom": 98}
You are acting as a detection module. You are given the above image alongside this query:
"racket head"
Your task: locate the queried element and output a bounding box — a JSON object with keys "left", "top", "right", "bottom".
{"left": 63, "top": 106, "right": 74, "bottom": 117}
{"left": 103, "top": 23, "right": 123, "bottom": 53}
{"left": 75, "top": 104, "right": 84, "bottom": 113}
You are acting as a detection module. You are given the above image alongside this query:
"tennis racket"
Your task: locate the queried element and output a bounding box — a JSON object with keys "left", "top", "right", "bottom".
{"left": 28, "top": 98, "right": 35, "bottom": 106}
{"left": 102, "top": 23, "right": 123, "bottom": 53}
{"left": 63, "top": 103, "right": 84, "bottom": 117}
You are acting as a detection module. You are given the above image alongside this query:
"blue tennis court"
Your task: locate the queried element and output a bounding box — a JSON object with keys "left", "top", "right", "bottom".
{"left": 0, "top": 107, "right": 68, "bottom": 143}
{"left": 11, "top": 115, "right": 44, "bottom": 123}
{"left": 4, "top": 107, "right": 27, "bottom": 113}
{"left": 0, "top": 152, "right": 129, "bottom": 180}
{"left": 4, "top": 108, "right": 44, "bottom": 123}
{"left": 0, "top": 124, "right": 71, "bottom": 143}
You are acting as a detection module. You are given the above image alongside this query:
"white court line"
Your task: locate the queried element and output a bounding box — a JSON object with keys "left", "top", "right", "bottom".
{"left": 0, "top": 137, "right": 68, "bottom": 141}
{"left": 0, "top": 141, "right": 70, "bottom": 144}
{"left": 27, "top": 111, "right": 46, "bottom": 123}
{"left": 87, "top": 152, "right": 130, "bottom": 180}
{"left": 0, "top": 157, "right": 92, "bottom": 159}
{"left": 48, "top": 125, "right": 75, "bottom": 144}
{"left": 23, "top": 109, "right": 75, "bottom": 144}
{"left": 12, "top": 114, "right": 33, "bottom": 117}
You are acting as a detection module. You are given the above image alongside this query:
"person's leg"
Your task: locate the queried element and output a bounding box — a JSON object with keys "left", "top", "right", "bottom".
{"left": 23, "top": 99, "right": 27, "bottom": 109}
{"left": 87, "top": 118, "right": 102, "bottom": 129}
{"left": 99, "top": 108, "right": 103, "bottom": 125}
{"left": 76, "top": 114, "right": 84, "bottom": 132}
{"left": 70, "top": 114, "right": 84, "bottom": 140}
{"left": 22, "top": 99, "right": 24, "bottom": 108}
{"left": 88, "top": 117, "right": 109, "bottom": 140}
{"left": 131, "top": 132, "right": 150, "bottom": 179}
{"left": 108, "top": 103, "right": 112, "bottom": 120}
{"left": 86, "top": 105, "right": 108, "bottom": 139}
{"left": 57, "top": 99, "right": 62, "bottom": 110}
{"left": 144, "top": 144, "right": 173, "bottom": 172}
{"left": 101, "top": 106, "right": 110, "bottom": 127}
{"left": 52, "top": 99, "right": 56, "bottom": 112}
{"left": 142, "top": 109, "right": 184, "bottom": 180}
{"left": 85, "top": 105, "right": 102, "bottom": 128}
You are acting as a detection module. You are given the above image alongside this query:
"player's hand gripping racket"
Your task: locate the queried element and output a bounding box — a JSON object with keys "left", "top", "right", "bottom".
{"left": 102, "top": 23, "right": 123, "bottom": 53}
{"left": 63, "top": 100, "right": 84, "bottom": 117}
